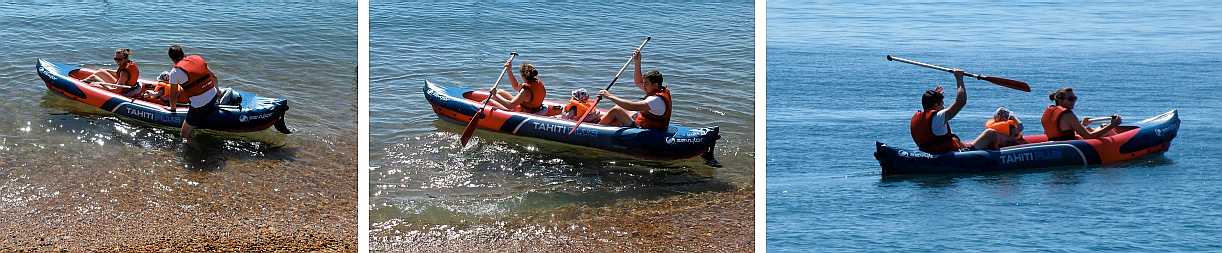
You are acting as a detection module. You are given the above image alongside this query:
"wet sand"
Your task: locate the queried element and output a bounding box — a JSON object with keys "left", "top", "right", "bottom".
{"left": 371, "top": 188, "right": 754, "bottom": 252}
{"left": 0, "top": 138, "right": 357, "bottom": 251}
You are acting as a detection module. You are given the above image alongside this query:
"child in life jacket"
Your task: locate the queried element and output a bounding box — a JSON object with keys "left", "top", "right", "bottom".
{"left": 983, "top": 106, "right": 1025, "bottom": 148}
{"left": 141, "top": 71, "right": 188, "bottom": 106}
{"left": 559, "top": 88, "right": 601, "bottom": 123}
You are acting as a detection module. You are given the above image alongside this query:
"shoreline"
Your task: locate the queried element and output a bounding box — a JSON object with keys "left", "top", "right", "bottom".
{"left": 372, "top": 187, "right": 754, "bottom": 252}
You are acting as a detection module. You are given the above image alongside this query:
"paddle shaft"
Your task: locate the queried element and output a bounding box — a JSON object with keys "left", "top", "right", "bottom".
{"left": 567, "top": 37, "right": 651, "bottom": 136}
{"left": 886, "top": 55, "right": 1031, "bottom": 92}
{"left": 460, "top": 52, "right": 518, "bottom": 146}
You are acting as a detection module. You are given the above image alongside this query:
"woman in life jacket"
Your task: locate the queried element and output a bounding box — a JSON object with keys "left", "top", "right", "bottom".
{"left": 82, "top": 48, "right": 143, "bottom": 97}
{"left": 489, "top": 60, "right": 547, "bottom": 114}
{"left": 597, "top": 49, "right": 672, "bottom": 129}
{"left": 1040, "top": 87, "right": 1121, "bottom": 141}
{"left": 909, "top": 69, "right": 1011, "bottom": 153}
{"left": 559, "top": 88, "right": 600, "bottom": 123}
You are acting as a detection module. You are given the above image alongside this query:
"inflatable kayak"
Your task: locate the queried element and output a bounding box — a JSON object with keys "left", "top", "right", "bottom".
{"left": 875, "top": 110, "right": 1180, "bottom": 175}
{"left": 36, "top": 59, "right": 291, "bottom": 133}
{"left": 424, "top": 80, "right": 720, "bottom": 163}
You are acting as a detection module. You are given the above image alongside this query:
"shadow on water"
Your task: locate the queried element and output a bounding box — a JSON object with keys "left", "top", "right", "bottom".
{"left": 876, "top": 154, "right": 1175, "bottom": 188}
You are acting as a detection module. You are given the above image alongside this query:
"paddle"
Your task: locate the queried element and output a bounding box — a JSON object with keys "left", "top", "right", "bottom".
{"left": 459, "top": 52, "right": 519, "bottom": 147}
{"left": 567, "top": 37, "right": 651, "bottom": 137}
{"left": 886, "top": 55, "right": 1031, "bottom": 92}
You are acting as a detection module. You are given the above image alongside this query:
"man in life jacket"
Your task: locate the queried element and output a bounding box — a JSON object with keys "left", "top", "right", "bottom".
{"left": 910, "top": 69, "right": 1009, "bottom": 153}
{"left": 597, "top": 49, "right": 671, "bottom": 130}
{"left": 1040, "top": 87, "right": 1121, "bottom": 141}
{"left": 489, "top": 60, "right": 547, "bottom": 114}
{"left": 164, "top": 44, "right": 220, "bottom": 141}
{"left": 82, "top": 48, "right": 143, "bottom": 97}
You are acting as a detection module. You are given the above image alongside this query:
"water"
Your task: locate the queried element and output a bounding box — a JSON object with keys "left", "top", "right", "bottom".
{"left": 0, "top": 1, "right": 356, "bottom": 249}
{"left": 369, "top": 0, "right": 755, "bottom": 245}
{"left": 768, "top": 0, "right": 1222, "bottom": 251}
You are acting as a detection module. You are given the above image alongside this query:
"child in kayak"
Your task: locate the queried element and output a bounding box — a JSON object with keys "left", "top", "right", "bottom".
{"left": 559, "top": 88, "right": 600, "bottom": 123}
{"left": 1040, "top": 87, "right": 1122, "bottom": 141}
{"left": 489, "top": 60, "right": 547, "bottom": 114}
{"left": 909, "top": 69, "right": 1010, "bottom": 153}
{"left": 82, "top": 48, "right": 143, "bottom": 97}
{"left": 597, "top": 49, "right": 671, "bottom": 129}
{"left": 984, "top": 106, "right": 1025, "bottom": 148}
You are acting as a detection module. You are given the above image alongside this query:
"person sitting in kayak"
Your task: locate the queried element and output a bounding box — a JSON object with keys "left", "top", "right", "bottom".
{"left": 910, "top": 69, "right": 1011, "bottom": 153}
{"left": 489, "top": 60, "right": 547, "bottom": 113}
{"left": 1040, "top": 87, "right": 1122, "bottom": 141}
{"left": 142, "top": 80, "right": 188, "bottom": 106}
{"left": 985, "top": 106, "right": 1026, "bottom": 148}
{"left": 163, "top": 44, "right": 222, "bottom": 141}
{"left": 82, "top": 48, "right": 143, "bottom": 97}
{"left": 559, "top": 88, "right": 600, "bottom": 123}
{"left": 597, "top": 49, "right": 671, "bottom": 129}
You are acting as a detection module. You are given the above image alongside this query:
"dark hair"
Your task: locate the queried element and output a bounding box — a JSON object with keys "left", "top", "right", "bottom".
{"left": 644, "top": 70, "right": 663, "bottom": 88}
{"left": 921, "top": 89, "right": 943, "bottom": 110}
{"left": 115, "top": 48, "right": 132, "bottom": 58}
{"left": 520, "top": 63, "right": 538, "bottom": 82}
{"left": 168, "top": 44, "right": 185, "bottom": 62}
{"left": 1049, "top": 87, "right": 1074, "bottom": 101}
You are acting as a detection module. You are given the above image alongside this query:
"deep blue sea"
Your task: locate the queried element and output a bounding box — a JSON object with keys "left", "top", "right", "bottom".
{"left": 768, "top": 0, "right": 1222, "bottom": 251}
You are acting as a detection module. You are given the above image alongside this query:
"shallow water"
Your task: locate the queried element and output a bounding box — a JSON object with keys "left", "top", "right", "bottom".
{"left": 368, "top": 0, "right": 755, "bottom": 245}
{"left": 0, "top": 1, "right": 356, "bottom": 249}
{"left": 768, "top": 0, "right": 1222, "bottom": 251}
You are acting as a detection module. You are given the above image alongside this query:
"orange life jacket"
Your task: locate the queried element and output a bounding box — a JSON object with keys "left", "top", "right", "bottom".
{"left": 1041, "top": 105, "right": 1077, "bottom": 141}
{"left": 116, "top": 61, "right": 140, "bottom": 86}
{"left": 564, "top": 98, "right": 595, "bottom": 120}
{"left": 153, "top": 82, "right": 190, "bottom": 103}
{"left": 985, "top": 118, "right": 1019, "bottom": 136}
{"left": 633, "top": 87, "right": 672, "bottom": 129}
{"left": 910, "top": 110, "right": 963, "bottom": 153}
{"left": 174, "top": 55, "right": 217, "bottom": 97}
{"left": 519, "top": 80, "right": 546, "bottom": 112}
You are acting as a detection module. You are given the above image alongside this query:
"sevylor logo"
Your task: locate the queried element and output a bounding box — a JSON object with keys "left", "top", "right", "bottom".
{"left": 239, "top": 112, "right": 275, "bottom": 122}
{"left": 665, "top": 137, "right": 704, "bottom": 145}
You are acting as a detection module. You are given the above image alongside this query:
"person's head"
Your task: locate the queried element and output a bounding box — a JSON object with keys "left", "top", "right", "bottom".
{"left": 1049, "top": 87, "right": 1076, "bottom": 109}
{"left": 113, "top": 48, "right": 132, "bottom": 64}
{"left": 519, "top": 63, "right": 538, "bottom": 82}
{"left": 921, "top": 86, "right": 945, "bottom": 111}
{"left": 570, "top": 88, "right": 590, "bottom": 101}
{"left": 167, "top": 44, "right": 185, "bottom": 63}
{"left": 639, "top": 70, "right": 664, "bottom": 93}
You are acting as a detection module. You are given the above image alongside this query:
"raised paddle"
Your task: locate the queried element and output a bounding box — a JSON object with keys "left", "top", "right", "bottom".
{"left": 567, "top": 36, "right": 651, "bottom": 137}
{"left": 459, "top": 52, "right": 518, "bottom": 147}
{"left": 887, "top": 55, "right": 1031, "bottom": 92}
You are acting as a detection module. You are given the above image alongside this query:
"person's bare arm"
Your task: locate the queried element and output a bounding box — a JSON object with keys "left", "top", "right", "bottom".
{"left": 943, "top": 69, "right": 967, "bottom": 121}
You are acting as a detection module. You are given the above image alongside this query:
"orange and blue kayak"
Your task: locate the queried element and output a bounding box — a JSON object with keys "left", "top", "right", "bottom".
{"left": 36, "top": 59, "right": 291, "bottom": 133}
{"left": 424, "top": 80, "right": 720, "bottom": 164}
{"left": 875, "top": 110, "right": 1180, "bottom": 175}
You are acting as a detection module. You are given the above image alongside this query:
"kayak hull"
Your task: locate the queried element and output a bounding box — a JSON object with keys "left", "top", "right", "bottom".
{"left": 36, "top": 59, "right": 289, "bottom": 133}
{"left": 424, "top": 80, "right": 719, "bottom": 160}
{"left": 875, "top": 110, "right": 1180, "bottom": 175}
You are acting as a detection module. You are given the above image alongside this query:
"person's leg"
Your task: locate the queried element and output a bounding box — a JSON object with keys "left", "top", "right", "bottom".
{"left": 598, "top": 106, "right": 633, "bottom": 127}
{"left": 971, "top": 129, "right": 1001, "bottom": 150}
{"left": 181, "top": 121, "right": 194, "bottom": 141}
{"left": 94, "top": 69, "right": 119, "bottom": 84}
{"left": 494, "top": 89, "right": 514, "bottom": 101}
{"left": 486, "top": 99, "right": 510, "bottom": 111}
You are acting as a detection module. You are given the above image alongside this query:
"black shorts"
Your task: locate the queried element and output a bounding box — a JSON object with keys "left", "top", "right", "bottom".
{"left": 185, "top": 95, "right": 220, "bottom": 127}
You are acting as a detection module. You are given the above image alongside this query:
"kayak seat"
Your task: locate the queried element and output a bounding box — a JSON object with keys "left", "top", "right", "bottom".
{"left": 215, "top": 88, "right": 243, "bottom": 106}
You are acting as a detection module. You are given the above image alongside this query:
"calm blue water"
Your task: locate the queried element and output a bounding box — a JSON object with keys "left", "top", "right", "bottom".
{"left": 768, "top": 0, "right": 1222, "bottom": 251}
{"left": 368, "top": 0, "right": 754, "bottom": 246}
{"left": 0, "top": 1, "right": 356, "bottom": 248}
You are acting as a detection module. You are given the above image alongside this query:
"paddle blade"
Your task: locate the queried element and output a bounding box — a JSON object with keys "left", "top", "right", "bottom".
{"left": 459, "top": 110, "right": 482, "bottom": 146}
{"left": 980, "top": 76, "right": 1031, "bottom": 92}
